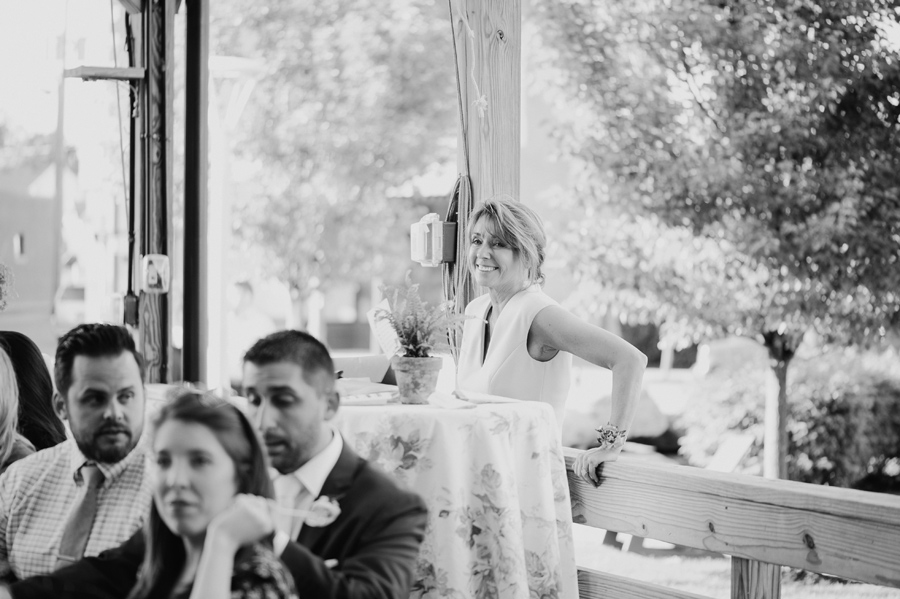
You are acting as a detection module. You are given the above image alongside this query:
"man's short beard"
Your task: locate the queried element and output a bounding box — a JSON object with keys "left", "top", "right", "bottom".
{"left": 74, "top": 432, "right": 135, "bottom": 464}
{"left": 270, "top": 445, "right": 305, "bottom": 475}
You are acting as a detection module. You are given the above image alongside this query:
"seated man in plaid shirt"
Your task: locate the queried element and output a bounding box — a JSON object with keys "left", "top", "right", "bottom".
{"left": 0, "top": 324, "right": 151, "bottom": 582}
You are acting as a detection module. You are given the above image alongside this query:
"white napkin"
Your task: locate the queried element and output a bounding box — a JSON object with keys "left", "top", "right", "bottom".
{"left": 452, "top": 389, "right": 521, "bottom": 404}
{"left": 337, "top": 378, "right": 398, "bottom": 406}
{"left": 426, "top": 390, "right": 477, "bottom": 409}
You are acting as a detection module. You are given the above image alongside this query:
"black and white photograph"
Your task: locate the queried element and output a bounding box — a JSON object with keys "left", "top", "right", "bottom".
{"left": 1, "top": 1, "right": 899, "bottom": 598}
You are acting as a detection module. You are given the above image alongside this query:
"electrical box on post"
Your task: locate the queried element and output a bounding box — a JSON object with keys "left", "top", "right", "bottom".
{"left": 410, "top": 213, "right": 456, "bottom": 267}
{"left": 141, "top": 254, "right": 170, "bottom": 294}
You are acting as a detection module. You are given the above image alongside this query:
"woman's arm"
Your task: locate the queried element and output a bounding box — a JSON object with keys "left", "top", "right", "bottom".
{"left": 529, "top": 305, "right": 648, "bottom": 485}
{"left": 190, "top": 495, "right": 274, "bottom": 599}
{"left": 190, "top": 538, "right": 236, "bottom": 599}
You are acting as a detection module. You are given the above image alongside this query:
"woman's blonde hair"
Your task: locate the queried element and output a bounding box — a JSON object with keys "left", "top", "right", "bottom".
{"left": 467, "top": 196, "right": 547, "bottom": 285}
{"left": 0, "top": 347, "right": 20, "bottom": 467}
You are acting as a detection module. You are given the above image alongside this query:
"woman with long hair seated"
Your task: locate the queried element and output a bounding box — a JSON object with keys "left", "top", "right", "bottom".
{"left": 0, "top": 331, "right": 67, "bottom": 451}
{"left": 0, "top": 347, "right": 36, "bottom": 475}
{"left": 127, "top": 391, "right": 297, "bottom": 599}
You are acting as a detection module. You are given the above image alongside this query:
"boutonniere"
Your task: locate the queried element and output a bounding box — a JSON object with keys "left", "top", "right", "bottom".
{"left": 305, "top": 495, "right": 341, "bottom": 527}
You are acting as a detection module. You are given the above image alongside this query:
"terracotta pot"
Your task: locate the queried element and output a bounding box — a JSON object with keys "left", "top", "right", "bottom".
{"left": 391, "top": 356, "right": 443, "bottom": 405}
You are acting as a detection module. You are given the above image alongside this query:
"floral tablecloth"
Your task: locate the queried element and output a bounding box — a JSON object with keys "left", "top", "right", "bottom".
{"left": 335, "top": 401, "right": 578, "bottom": 599}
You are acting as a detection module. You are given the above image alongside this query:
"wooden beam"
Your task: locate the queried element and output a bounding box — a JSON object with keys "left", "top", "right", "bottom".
{"left": 139, "top": 0, "right": 175, "bottom": 383}
{"left": 563, "top": 449, "right": 900, "bottom": 587}
{"left": 577, "top": 567, "right": 713, "bottom": 599}
{"left": 452, "top": 0, "right": 520, "bottom": 203}
{"left": 64, "top": 66, "right": 145, "bottom": 81}
{"left": 731, "top": 558, "right": 781, "bottom": 599}
{"left": 182, "top": 0, "right": 209, "bottom": 384}
{"left": 125, "top": 13, "right": 142, "bottom": 328}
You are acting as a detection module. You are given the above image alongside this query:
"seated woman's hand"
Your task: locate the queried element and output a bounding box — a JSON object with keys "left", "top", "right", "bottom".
{"left": 574, "top": 446, "right": 622, "bottom": 487}
{"left": 207, "top": 494, "right": 275, "bottom": 552}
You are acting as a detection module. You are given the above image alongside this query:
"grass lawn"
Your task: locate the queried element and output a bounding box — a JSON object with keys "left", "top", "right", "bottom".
{"left": 574, "top": 526, "right": 900, "bottom": 598}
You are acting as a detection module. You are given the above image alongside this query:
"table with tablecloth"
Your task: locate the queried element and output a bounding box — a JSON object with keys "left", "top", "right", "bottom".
{"left": 335, "top": 400, "right": 578, "bottom": 599}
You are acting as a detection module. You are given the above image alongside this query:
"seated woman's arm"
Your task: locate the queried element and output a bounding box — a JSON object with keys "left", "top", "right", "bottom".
{"left": 190, "top": 495, "right": 282, "bottom": 599}
{"left": 529, "top": 305, "right": 648, "bottom": 484}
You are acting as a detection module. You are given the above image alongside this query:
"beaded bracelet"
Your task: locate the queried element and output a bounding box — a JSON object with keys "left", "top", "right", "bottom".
{"left": 595, "top": 423, "right": 627, "bottom": 450}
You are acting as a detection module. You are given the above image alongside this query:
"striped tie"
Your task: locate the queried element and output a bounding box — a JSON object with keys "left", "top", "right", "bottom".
{"left": 55, "top": 464, "right": 105, "bottom": 569}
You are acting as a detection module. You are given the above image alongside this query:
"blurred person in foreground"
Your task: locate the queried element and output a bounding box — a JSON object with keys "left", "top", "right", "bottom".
{"left": 126, "top": 391, "right": 296, "bottom": 599}
{"left": 0, "top": 347, "right": 34, "bottom": 474}
{"left": 0, "top": 331, "right": 67, "bottom": 451}
{"left": 456, "top": 196, "right": 648, "bottom": 485}
{"left": 5, "top": 330, "right": 427, "bottom": 599}
{"left": 0, "top": 324, "right": 150, "bottom": 581}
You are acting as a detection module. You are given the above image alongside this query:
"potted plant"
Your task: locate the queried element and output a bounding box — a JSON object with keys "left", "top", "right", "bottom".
{"left": 377, "top": 273, "right": 461, "bottom": 404}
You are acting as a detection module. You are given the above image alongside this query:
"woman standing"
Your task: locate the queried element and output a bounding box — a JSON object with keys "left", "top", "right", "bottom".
{"left": 127, "top": 391, "right": 296, "bottom": 599}
{"left": 457, "top": 197, "right": 647, "bottom": 485}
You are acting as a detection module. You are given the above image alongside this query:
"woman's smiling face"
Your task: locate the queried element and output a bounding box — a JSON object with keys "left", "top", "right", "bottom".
{"left": 468, "top": 217, "right": 527, "bottom": 298}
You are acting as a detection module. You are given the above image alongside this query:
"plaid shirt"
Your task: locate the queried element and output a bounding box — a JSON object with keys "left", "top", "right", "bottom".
{"left": 0, "top": 438, "right": 151, "bottom": 580}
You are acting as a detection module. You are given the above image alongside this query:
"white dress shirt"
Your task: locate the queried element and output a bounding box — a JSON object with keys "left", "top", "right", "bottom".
{"left": 271, "top": 427, "right": 343, "bottom": 552}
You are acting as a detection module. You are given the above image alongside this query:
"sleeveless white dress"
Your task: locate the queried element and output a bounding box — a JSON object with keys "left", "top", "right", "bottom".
{"left": 457, "top": 285, "right": 572, "bottom": 429}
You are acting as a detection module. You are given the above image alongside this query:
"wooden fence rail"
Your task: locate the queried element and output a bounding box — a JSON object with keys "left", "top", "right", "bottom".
{"left": 563, "top": 447, "right": 900, "bottom": 599}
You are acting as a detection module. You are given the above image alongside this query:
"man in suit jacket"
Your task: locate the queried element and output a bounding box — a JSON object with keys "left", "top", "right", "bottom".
{"left": 5, "top": 331, "right": 427, "bottom": 599}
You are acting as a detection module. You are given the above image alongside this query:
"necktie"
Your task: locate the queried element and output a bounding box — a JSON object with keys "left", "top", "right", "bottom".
{"left": 274, "top": 474, "right": 308, "bottom": 539}
{"left": 56, "top": 465, "right": 105, "bottom": 569}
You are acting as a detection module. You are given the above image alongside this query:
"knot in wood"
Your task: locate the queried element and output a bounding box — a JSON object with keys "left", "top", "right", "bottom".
{"left": 803, "top": 533, "right": 815, "bottom": 549}
{"left": 497, "top": 29, "right": 505, "bottom": 41}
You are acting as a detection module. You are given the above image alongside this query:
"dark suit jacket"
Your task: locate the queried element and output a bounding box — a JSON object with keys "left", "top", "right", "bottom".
{"left": 10, "top": 443, "right": 427, "bottom": 599}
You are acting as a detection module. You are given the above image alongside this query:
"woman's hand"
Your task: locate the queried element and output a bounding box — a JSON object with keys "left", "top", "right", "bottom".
{"left": 206, "top": 494, "right": 274, "bottom": 553}
{"left": 192, "top": 495, "right": 274, "bottom": 599}
{"left": 573, "top": 446, "right": 621, "bottom": 487}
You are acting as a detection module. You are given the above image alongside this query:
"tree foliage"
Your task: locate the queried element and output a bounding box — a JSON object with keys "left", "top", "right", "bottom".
{"left": 534, "top": 0, "right": 900, "bottom": 477}
{"left": 211, "top": 0, "right": 457, "bottom": 301}
{"left": 677, "top": 345, "right": 900, "bottom": 491}
{"left": 535, "top": 0, "right": 900, "bottom": 345}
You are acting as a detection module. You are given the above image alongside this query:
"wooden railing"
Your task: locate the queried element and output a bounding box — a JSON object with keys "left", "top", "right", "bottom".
{"left": 564, "top": 448, "right": 900, "bottom": 598}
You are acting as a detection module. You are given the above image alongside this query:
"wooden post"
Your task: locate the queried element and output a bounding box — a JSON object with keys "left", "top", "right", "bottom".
{"left": 451, "top": 0, "right": 521, "bottom": 204}
{"left": 183, "top": 0, "right": 210, "bottom": 385}
{"left": 139, "top": 0, "right": 175, "bottom": 383}
{"left": 732, "top": 557, "right": 781, "bottom": 599}
{"left": 128, "top": 14, "right": 144, "bottom": 332}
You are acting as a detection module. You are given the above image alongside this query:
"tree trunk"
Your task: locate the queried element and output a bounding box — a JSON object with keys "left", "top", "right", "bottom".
{"left": 290, "top": 292, "right": 308, "bottom": 331}
{"left": 306, "top": 288, "right": 325, "bottom": 341}
{"left": 761, "top": 330, "right": 803, "bottom": 479}
{"left": 763, "top": 356, "right": 790, "bottom": 479}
